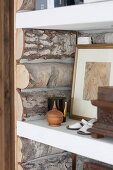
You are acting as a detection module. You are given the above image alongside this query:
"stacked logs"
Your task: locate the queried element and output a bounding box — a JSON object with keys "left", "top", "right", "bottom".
{"left": 16, "top": 0, "right": 33, "bottom": 168}
{"left": 16, "top": 29, "right": 29, "bottom": 169}
{"left": 15, "top": 1, "right": 75, "bottom": 169}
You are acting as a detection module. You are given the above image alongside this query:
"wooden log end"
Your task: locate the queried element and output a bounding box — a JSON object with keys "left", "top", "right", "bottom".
{"left": 16, "top": 90, "right": 23, "bottom": 121}
{"left": 17, "top": 137, "right": 23, "bottom": 163}
{"left": 16, "top": 29, "right": 24, "bottom": 60}
{"left": 18, "top": 164, "right": 24, "bottom": 170}
{"left": 17, "top": 0, "right": 35, "bottom": 11}
{"left": 17, "top": 0, "right": 24, "bottom": 11}
{"left": 16, "top": 64, "right": 29, "bottom": 89}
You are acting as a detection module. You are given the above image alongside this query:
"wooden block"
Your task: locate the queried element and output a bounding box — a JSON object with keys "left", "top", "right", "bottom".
{"left": 98, "top": 86, "right": 113, "bottom": 102}
{"left": 90, "top": 86, "right": 113, "bottom": 139}
{"left": 91, "top": 133, "right": 104, "bottom": 139}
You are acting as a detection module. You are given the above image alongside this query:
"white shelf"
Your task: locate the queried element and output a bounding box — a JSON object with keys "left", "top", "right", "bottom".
{"left": 17, "top": 119, "right": 113, "bottom": 165}
{"left": 16, "top": 1, "right": 113, "bottom": 31}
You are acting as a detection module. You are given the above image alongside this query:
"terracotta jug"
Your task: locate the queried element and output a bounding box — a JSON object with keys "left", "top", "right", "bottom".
{"left": 46, "top": 101, "right": 63, "bottom": 127}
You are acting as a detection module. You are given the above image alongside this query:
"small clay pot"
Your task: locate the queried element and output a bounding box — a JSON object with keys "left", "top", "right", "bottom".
{"left": 46, "top": 101, "right": 63, "bottom": 127}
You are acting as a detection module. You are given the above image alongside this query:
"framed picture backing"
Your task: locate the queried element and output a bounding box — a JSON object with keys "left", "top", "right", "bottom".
{"left": 70, "top": 44, "right": 113, "bottom": 120}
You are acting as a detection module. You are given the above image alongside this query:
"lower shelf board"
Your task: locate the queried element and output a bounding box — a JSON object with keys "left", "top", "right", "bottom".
{"left": 17, "top": 118, "right": 113, "bottom": 165}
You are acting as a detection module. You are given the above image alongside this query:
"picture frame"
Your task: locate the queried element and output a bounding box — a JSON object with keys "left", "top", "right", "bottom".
{"left": 70, "top": 44, "right": 113, "bottom": 120}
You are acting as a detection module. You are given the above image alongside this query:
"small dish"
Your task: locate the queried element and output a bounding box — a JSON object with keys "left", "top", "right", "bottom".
{"left": 66, "top": 122, "right": 83, "bottom": 130}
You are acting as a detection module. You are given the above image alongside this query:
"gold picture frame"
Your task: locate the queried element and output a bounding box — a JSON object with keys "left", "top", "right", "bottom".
{"left": 70, "top": 44, "right": 113, "bottom": 120}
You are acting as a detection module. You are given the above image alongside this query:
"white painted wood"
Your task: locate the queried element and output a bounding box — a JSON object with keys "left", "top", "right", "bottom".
{"left": 84, "top": 0, "right": 108, "bottom": 3}
{"left": 16, "top": 1, "right": 113, "bottom": 31}
{"left": 47, "top": 0, "right": 54, "bottom": 9}
{"left": 17, "top": 119, "right": 113, "bottom": 165}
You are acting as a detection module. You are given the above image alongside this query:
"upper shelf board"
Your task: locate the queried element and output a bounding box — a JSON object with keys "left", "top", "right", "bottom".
{"left": 17, "top": 119, "right": 113, "bottom": 166}
{"left": 16, "top": 1, "right": 113, "bottom": 31}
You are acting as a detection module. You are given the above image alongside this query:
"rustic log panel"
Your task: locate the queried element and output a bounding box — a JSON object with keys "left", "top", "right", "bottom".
{"left": 17, "top": 30, "right": 113, "bottom": 170}
{"left": 25, "top": 63, "right": 73, "bottom": 88}
{"left": 22, "top": 152, "right": 72, "bottom": 170}
{"left": 21, "top": 138, "right": 66, "bottom": 163}
{"left": 22, "top": 29, "right": 76, "bottom": 60}
{"left": 21, "top": 89, "right": 71, "bottom": 118}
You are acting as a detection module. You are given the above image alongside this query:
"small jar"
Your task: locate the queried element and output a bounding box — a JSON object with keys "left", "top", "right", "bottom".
{"left": 46, "top": 101, "right": 63, "bottom": 127}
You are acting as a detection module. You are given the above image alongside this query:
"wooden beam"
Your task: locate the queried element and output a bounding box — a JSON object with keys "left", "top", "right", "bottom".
{"left": 0, "top": 0, "right": 4, "bottom": 168}
{"left": 72, "top": 153, "right": 77, "bottom": 170}
{"left": 0, "top": 0, "right": 15, "bottom": 169}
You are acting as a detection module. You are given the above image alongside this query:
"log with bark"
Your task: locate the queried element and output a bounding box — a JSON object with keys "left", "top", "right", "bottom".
{"left": 25, "top": 63, "right": 73, "bottom": 88}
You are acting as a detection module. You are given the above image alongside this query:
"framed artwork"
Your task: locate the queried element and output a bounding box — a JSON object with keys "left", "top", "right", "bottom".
{"left": 70, "top": 44, "right": 113, "bottom": 120}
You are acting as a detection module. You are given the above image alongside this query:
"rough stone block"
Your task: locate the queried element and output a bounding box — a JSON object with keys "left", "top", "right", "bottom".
{"left": 21, "top": 138, "right": 66, "bottom": 163}
{"left": 23, "top": 30, "right": 76, "bottom": 60}
{"left": 21, "top": 89, "right": 71, "bottom": 118}
{"left": 25, "top": 63, "right": 73, "bottom": 88}
{"left": 22, "top": 152, "right": 72, "bottom": 170}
